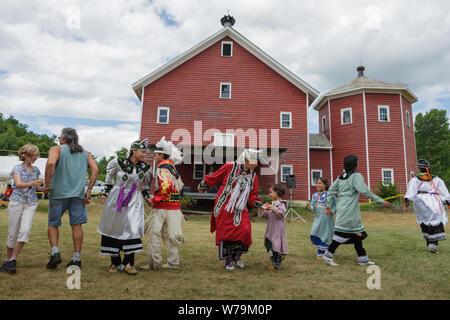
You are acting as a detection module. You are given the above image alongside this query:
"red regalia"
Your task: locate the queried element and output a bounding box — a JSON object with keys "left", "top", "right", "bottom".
{"left": 204, "top": 161, "right": 261, "bottom": 247}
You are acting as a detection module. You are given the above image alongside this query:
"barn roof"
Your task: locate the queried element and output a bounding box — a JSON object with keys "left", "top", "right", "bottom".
{"left": 132, "top": 25, "right": 319, "bottom": 105}
{"left": 309, "top": 133, "right": 332, "bottom": 149}
{"left": 311, "top": 66, "right": 418, "bottom": 111}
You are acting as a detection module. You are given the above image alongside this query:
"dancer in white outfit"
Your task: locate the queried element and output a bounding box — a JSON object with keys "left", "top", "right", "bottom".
{"left": 404, "top": 159, "right": 450, "bottom": 253}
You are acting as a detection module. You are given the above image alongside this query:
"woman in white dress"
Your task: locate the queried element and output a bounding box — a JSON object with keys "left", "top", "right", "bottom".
{"left": 404, "top": 159, "right": 450, "bottom": 253}
{"left": 98, "top": 139, "right": 153, "bottom": 274}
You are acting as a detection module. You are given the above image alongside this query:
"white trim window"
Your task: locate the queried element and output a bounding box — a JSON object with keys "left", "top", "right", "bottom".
{"left": 280, "top": 112, "right": 292, "bottom": 129}
{"left": 311, "top": 170, "right": 322, "bottom": 186}
{"left": 193, "top": 163, "right": 206, "bottom": 180}
{"left": 221, "top": 41, "right": 233, "bottom": 57}
{"left": 382, "top": 168, "right": 394, "bottom": 185}
{"left": 341, "top": 108, "right": 352, "bottom": 125}
{"left": 213, "top": 132, "right": 234, "bottom": 147}
{"left": 406, "top": 110, "right": 411, "bottom": 127}
{"left": 321, "top": 116, "right": 326, "bottom": 132}
{"left": 157, "top": 107, "right": 170, "bottom": 124}
{"left": 220, "top": 83, "right": 231, "bottom": 99}
{"left": 378, "top": 105, "right": 390, "bottom": 122}
{"left": 280, "top": 165, "right": 293, "bottom": 183}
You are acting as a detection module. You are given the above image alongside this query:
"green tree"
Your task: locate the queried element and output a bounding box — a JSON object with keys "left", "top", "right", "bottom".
{"left": 414, "top": 108, "right": 450, "bottom": 185}
{"left": 0, "top": 114, "right": 57, "bottom": 157}
{"left": 95, "top": 147, "right": 129, "bottom": 182}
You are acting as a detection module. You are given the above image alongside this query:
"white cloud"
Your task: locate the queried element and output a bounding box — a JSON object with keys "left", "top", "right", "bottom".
{"left": 38, "top": 120, "right": 139, "bottom": 158}
{"left": 1, "top": 0, "right": 449, "bottom": 137}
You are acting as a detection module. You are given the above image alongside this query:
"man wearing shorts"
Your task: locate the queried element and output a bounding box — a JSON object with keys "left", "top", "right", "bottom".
{"left": 43, "top": 128, "right": 98, "bottom": 269}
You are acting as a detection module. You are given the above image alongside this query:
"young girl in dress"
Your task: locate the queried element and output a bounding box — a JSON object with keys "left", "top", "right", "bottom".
{"left": 0, "top": 144, "right": 43, "bottom": 274}
{"left": 323, "top": 155, "right": 391, "bottom": 266}
{"left": 308, "top": 177, "right": 336, "bottom": 259}
{"left": 258, "top": 184, "right": 288, "bottom": 270}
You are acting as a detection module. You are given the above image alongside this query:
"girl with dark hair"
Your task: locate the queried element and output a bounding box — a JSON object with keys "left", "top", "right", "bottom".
{"left": 258, "top": 184, "right": 288, "bottom": 270}
{"left": 322, "top": 155, "right": 391, "bottom": 266}
{"left": 308, "top": 177, "right": 336, "bottom": 259}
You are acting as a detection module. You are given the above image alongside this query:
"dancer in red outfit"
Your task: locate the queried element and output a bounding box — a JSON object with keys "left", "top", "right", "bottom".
{"left": 199, "top": 149, "right": 262, "bottom": 270}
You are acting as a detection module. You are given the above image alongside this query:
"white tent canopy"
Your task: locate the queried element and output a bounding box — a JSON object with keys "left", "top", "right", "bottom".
{"left": 0, "top": 156, "right": 47, "bottom": 180}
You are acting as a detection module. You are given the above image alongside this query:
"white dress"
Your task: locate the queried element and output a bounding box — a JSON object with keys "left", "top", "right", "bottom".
{"left": 405, "top": 176, "right": 449, "bottom": 226}
{"left": 98, "top": 157, "right": 153, "bottom": 241}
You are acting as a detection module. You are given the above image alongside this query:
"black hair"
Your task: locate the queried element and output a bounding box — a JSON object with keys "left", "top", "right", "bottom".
{"left": 60, "top": 128, "right": 84, "bottom": 153}
{"left": 316, "top": 177, "right": 330, "bottom": 190}
{"left": 344, "top": 155, "right": 358, "bottom": 172}
{"left": 271, "top": 184, "right": 285, "bottom": 198}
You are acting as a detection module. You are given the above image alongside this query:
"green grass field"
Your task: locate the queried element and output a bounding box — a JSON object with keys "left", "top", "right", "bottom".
{"left": 0, "top": 199, "right": 448, "bottom": 300}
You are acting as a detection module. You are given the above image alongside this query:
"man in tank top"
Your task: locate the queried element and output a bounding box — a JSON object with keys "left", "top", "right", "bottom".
{"left": 43, "top": 128, "right": 99, "bottom": 270}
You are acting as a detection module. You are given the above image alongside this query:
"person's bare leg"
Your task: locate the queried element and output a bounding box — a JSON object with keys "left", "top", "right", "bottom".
{"left": 5, "top": 247, "right": 14, "bottom": 260}
{"left": 71, "top": 224, "right": 83, "bottom": 254}
{"left": 11, "top": 242, "right": 25, "bottom": 260}
{"left": 48, "top": 225, "right": 59, "bottom": 248}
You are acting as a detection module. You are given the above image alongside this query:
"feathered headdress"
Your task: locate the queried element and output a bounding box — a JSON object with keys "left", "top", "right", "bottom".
{"left": 236, "top": 148, "right": 262, "bottom": 165}
{"left": 154, "top": 136, "right": 183, "bottom": 165}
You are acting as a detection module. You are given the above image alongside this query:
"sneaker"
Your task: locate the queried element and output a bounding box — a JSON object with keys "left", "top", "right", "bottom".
{"left": 358, "top": 260, "right": 375, "bottom": 266}
{"left": 123, "top": 265, "right": 138, "bottom": 275}
{"left": 267, "top": 265, "right": 280, "bottom": 271}
{"left": 109, "top": 265, "right": 119, "bottom": 273}
{"left": 428, "top": 244, "right": 439, "bottom": 254}
{"left": 317, "top": 255, "right": 324, "bottom": 260}
{"left": 225, "top": 263, "right": 235, "bottom": 271}
{"left": 162, "top": 263, "right": 180, "bottom": 270}
{"left": 323, "top": 255, "right": 339, "bottom": 266}
{"left": 66, "top": 260, "right": 82, "bottom": 269}
{"left": 3, "top": 260, "right": 16, "bottom": 274}
{"left": 46, "top": 252, "right": 62, "bottom": 269}
{"left": 235, "top": 260, "right": 245, "bottom": 269}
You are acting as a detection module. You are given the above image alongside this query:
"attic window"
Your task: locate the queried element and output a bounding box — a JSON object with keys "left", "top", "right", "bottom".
{"left": 221, "top": 41, "right": 233, "bottom": 57}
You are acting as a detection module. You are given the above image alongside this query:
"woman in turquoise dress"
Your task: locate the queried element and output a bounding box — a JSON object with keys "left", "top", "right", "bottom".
{"left": 308, "top": 177, "right": 336, "bottom": 259}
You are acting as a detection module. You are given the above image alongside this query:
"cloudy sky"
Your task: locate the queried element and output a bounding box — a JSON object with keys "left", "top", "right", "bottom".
{"left": 1, "top": 0, "right": 449, "bottom": 158}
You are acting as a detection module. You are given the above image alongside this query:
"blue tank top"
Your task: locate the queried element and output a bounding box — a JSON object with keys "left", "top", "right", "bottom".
{"left": 49, "top": 144, "right": 88, "bottom": 199}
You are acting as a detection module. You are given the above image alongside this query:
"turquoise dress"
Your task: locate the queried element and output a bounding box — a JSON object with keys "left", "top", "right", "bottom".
{"left": 327, "top": 172, "right": 384, "bottom": 234}
{"left": 310, "top": 192, "right": 336, "bottom": 247}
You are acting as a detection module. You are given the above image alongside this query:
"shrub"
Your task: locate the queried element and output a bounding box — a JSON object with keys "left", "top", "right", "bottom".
{"left": 376, "top": 182, "right": 400, "bottom": 203}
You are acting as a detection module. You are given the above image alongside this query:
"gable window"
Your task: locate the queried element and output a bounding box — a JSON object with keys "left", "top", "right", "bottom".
{"left": 193, "top": 163, "right": 206, "bottom": 180}
{"left": 378, "top": 105, "right": 390, "bottom": 122}
{"left": 382, "top": 168, "right": 394, "bottom": 185}
{"left": 280, "top": 165, "right": 293, "bottom": 183}
{"left": 311, "top": 170, "right": 322, "bottom": 186}
{"left": 157, "top": 107, "right": 170, "bottom": 124}
{"left": 341, "top": 108, "right": 352, "bottom": 125}
{"left": 321, "top": 116, "right": 326, "bottom": 133}
{"left": 280, "top": 112, "right": 292, "bottom": 129}
{"left": 221, "top": 41, "right": 233, "bottom": 57}
{"left": 406, "top": 110, "right": 411, "bottom": 127}
{"left": 220, "top": 83, "right": 231, "bottom": 99}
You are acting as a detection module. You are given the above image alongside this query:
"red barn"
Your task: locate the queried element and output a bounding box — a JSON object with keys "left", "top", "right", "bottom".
{"left": 132, "top": 16, "right": 418, "bottom": 203}
{"left": 132, "top": 16, "right": 319, "bottom": 201}
{"left": 310, "top": 66, "right": 418, "bottom": 196}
